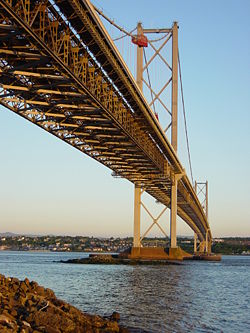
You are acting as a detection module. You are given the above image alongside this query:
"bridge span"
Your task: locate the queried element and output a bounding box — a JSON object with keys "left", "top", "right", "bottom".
{"left": 0, "top": 0, "right": 212, "bottom": 256}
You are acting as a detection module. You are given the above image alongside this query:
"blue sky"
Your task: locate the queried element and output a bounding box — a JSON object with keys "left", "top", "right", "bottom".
{"left": 0, "top": 0, "right": 249, "bottom": 237}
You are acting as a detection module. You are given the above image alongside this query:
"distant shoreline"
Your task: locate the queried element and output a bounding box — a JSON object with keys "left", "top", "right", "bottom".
{"left": 1, "top": 235, "right": 249, "bottom": 255}
{"left": 0, "top": 249, "right": 250, "bottom": 256}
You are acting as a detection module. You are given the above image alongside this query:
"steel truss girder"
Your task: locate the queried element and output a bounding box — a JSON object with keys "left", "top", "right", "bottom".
{"left": 0, "top": 18, "right": 166, "bottom": 173}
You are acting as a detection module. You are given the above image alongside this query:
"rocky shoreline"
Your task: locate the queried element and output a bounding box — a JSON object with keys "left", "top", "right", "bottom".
{"left": 0, "top": 274, "right": 129, "bottom": 332}
{"left": 60, "top": 254, "right": 182, "bottom": 265}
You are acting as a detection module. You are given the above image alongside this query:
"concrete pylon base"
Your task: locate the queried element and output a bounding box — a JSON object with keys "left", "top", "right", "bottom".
{"left": 122, "top": 247, "right": 192, "bottom": 261}
{"left": 166, "top": 247, "right": 192, "bottom": 260}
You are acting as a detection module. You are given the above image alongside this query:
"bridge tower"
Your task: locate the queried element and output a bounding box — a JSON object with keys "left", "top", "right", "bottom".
{"left": 133, "top": 22, "right": 143, "bottom": 249}
{"left": 194, "top": 181, "right": 211, "bottom": 253}
{"left": 133, "top": 21, "right": 180, "bottom": 254}
{"left": 170, "top": 22, "right": 178, "bottom": 249}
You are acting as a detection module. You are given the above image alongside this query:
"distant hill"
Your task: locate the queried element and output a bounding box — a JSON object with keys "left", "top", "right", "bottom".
{"left": 0, "top": 232, "right": 19, "bottom": 237}
{"left": 0, "top": 232, "right": 41, "bottom": 237}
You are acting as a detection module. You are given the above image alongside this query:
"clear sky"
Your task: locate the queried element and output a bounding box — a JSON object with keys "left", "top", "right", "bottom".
{"left": 0, "top": 0, "right": 249, "bottom": 237}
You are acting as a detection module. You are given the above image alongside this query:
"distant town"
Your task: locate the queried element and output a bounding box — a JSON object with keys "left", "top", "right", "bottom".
{"left": 0, "top": 234, "right": 249, "bottom": 255}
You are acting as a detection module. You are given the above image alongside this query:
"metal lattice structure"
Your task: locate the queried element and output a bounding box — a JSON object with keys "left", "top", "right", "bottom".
{"left": 0, "top": 0, "right": 212, "bottom": 252}
{"left": 195, "top": 182, "right": 208, "bottom": 219}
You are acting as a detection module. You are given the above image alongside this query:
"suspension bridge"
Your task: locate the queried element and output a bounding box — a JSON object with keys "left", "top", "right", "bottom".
{"left": 0, "top": 0, "right": 213, "bottom": 259}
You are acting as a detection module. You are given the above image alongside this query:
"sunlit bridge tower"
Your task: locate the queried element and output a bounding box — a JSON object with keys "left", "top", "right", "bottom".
{"left": 194, "top": 181, "right": 211, "bottom": 254}
{"left": 132, "top": 21, "right": 182, "bottom": 258}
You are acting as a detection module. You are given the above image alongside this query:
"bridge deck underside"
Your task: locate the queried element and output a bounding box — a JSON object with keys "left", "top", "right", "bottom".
{"left": 0, "top": 0, "right": 211, "bottom": 242}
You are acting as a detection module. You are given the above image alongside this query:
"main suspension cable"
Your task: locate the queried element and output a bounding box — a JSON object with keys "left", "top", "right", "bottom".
{"left": 94, "top": 5, "right": 134, "bottom": 38}
{"left": 113, "top": 27, "right": 137, "bottom": 41}
{"left": 94, "top": 5, "right": 170, "bottom": 43}
{"left": 149, "top": 33, "right": 170, "bottom": 43}
{"left": 178, "top": 50, "right": 194, "bottom": 186}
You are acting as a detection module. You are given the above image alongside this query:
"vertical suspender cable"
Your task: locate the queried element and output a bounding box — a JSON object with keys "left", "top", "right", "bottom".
{"left": 143, "top": 48, "right": 156, "bottom": 115}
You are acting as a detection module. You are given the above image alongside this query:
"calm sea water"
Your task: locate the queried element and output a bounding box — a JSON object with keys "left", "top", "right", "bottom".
{"left": 0, "top": 251, "right": 249, "bottom": 333}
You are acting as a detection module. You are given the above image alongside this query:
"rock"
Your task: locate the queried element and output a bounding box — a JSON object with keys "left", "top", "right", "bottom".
{"left": 44, "top": 288, "right": 55, "bottom": 299}
{"left": 0, "top": 314, "right": 12, "bottom": 324}
{"left": 10, "top": 309, "right": 17, "bottom": 318}
{"left": 0, "top": 314, "right": 16, "bottom": 329}
{"left": 30, "top": 281, "right": 38, "bottom": 290}
{"left": 24, "top": 278, "right": 30, "bottom": 287}
{"left": 110, "top": 311, "right": 120, "bottom": 321}
{"left": 36, "top": 286, "right": 45, "bottom": 296}
{"left": 44, "top": 326, "right": 61, "bottom": 333}
{"left": 0, "top": 274, "right": 130, "bottom": 332}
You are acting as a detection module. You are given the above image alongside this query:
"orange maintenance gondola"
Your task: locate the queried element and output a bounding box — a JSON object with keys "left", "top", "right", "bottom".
{"left": 132, "top": 34, "right": 148, "bottom": 47}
